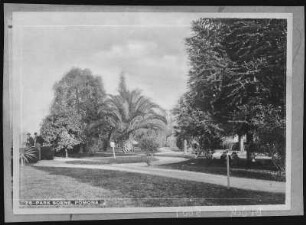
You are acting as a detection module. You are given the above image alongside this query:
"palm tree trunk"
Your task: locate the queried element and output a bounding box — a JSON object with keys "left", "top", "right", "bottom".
{"left": 103, "top": 130, "right": 113, "bottom": 151}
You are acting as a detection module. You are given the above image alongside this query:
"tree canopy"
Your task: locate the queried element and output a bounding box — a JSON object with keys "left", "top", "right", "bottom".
{"left": 175, "top": 18, "right": 287, "bottom": 164}
{"left": 40, "top": 68, "right": 107, "bottom": 154}
{"left": 106, "top": 75, "right": 167, "bottom": 145}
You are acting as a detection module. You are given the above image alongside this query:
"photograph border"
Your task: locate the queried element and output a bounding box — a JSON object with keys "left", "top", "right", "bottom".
{"left": 3, "top": 4, "right": 304, "bottom": 222}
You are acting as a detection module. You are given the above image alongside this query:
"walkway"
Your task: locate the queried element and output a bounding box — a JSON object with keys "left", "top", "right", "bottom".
{"left": 33, "top": 156, "right": 285, "bottom": 193}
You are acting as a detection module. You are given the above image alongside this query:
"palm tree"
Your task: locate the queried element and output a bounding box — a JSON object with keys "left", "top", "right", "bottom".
{"left": 88, "top": 75, "right": 167, "bottom": 151}
{"left": 107, "top": 89, "right": 167, "bottom": 143}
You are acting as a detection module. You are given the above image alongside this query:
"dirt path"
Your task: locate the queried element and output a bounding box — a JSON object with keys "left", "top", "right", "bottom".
{"left": 34, "top": 157, "right": 285, "bottom": 193}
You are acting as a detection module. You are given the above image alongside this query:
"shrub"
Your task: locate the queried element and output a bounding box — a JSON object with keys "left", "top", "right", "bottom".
{"left": 41, "top": 146, "right": 55, "bottom": 160}
{"left": 20, "top": 146, "right": 54, "bottom": 164}
{"left": 20, "top": 147, "right": 39, "bottom": 164}
{"left": 232, "top": 142, "right": 240, "bottom": 151}
{"left": 139, "top": 137, "right": 159, "bottom": 154}
{"left": 138, "top": 137, "right": 159, "bottom": 166}
{"left": 176, "top": 136, "right": 184, "bottom": 150}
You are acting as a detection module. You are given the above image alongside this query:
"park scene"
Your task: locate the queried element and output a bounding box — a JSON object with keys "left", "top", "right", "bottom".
{"left": 17, "top": 15, "right": 287, "bottom": 208}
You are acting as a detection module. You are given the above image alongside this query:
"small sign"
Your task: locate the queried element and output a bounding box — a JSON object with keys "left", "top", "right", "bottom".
{"left": 110, "top": 142, "right": 115, "bottom": 148}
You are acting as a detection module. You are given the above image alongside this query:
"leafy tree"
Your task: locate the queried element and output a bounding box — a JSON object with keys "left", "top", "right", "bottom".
{"left": 51, "top": 67, "right": 106, "bottom": 122}
{"left": 40, "top": 68, "right": 107, "bottom": 156}
{"left": 172, "top": 94, "right": 223, "bottom": 152}
{"left": 251, "top": 104, "right": 286, "bottom": 172}
{"left": 40, "top": 109, "right": 84, "bottom": 157}
{"left": 182, "top": 18, "right": 286, "bottom": 164}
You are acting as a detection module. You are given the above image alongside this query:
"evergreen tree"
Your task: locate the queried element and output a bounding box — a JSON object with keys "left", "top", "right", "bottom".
{"left": 177, "top": 18, "right": 286, "bottom": 164}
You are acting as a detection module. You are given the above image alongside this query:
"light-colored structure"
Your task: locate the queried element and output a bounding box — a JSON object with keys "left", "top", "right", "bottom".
{"left": 222, "top": 134, "right": 246, "bottom": 152}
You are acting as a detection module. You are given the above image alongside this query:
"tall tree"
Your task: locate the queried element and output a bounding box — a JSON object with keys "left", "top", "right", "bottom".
{"left": 172, "top": 94, "right": 223, "bottom": 152}
{"left": 40, "top": 68, "right": 107, "bottom": 155}
{"left": 181, "top": 18, "right": 287, "bottom": 163}
{"left": 106, "top": 75, "right": 167, "bottom": 147}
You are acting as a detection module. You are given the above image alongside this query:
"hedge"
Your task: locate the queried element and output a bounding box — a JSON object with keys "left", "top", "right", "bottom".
{"left": 20, "top": 145, "right": 54, "bottom": 164}
{"left": 41, "top": 146, "right": 55, "bottom": 160}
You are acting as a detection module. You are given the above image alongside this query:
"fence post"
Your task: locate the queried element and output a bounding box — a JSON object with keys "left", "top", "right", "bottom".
{"left": 184, "top": 140, "right": 187, "bottom": 155}
{"left": 112, "top": 146, "right": 116, "bottom": 159}
{"left": 110, "top": 141, "right": 116, "bottom": 159}
{"left": 227, "top": 153, "right": 230, "bottom": 189}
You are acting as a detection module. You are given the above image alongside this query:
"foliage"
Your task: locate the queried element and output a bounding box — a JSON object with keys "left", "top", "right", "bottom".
{"left": 185, "top": 19, "right": 286, "bottom": 117}
{"left": 40, "top": 110, "right": 84, "bottom": 152}
{"left": 20, "top": 147, "right": 38, "bottom": 164}
{"left": 175, "top": 136, "right": 184, "bottom": 150}
{"left": 104, "top": 75, "right": 167, "bottom": 145}
{"left": 172, "top": 94, "right": 223, "bottom": 152}
{"left": 138, "top": 136, "right": 159, "bottom": 154}
{"left": 40, "top": 146, "right": 55, "bottom": 160}
{"left": 138, "top": 135, "right": 159, "bottom": 166}
{"left": 175, "top": 18, "right": 287, "bottom": 164}
{"left": 134, "top": 128, "right": 165, "bottom": 148}
{"left": 251, "top": 104, "right": 286, "bottom": 172}
{"left": 40, "top": 68, "right": 107, "bottom": 155}
{"left": 164, "top": 111, "right": 176, "bottom": 146}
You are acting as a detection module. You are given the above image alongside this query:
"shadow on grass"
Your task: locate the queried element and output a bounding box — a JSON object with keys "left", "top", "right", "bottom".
{"left": 65, "top": 156, "right": 158, "bottom": 165}
{"left": 34, "top": 166, "right": 285, "bottom": 207}
{"left": 158, "top": 158, "right": 285, "bottom": 182}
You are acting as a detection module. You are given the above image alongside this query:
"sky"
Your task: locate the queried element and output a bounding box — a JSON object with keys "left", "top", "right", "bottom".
{"left": 12, "top": 11, "right": 208, "bottom": 134}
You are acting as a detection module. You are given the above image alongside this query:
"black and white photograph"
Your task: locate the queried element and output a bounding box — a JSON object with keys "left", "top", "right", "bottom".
{"left": 2, "top": 4, "right": 304, "bottom": 221}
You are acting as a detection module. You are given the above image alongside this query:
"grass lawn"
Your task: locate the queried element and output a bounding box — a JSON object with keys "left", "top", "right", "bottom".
{"left": 19, "top": 165, "right": 135, "bottom": 208}
{"left": 65, "top": 151, "right": 142, "bottom": 158}
{"left": 66, "top": 155, "right": 157, "bottom": 165}
{"left": 20, "top": 165, "right": 285, "bottom": 208}
{"left": 158, "top": 158, "right": 285, "bottom": 182}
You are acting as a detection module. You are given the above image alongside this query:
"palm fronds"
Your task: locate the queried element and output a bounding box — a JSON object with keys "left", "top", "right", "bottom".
{"left": 20, "top": 147, "right": 37, "bottom": 164}
{"left": 87, "top": 76, "right": 167, "bottom": 145}
{"left": 107, "top": 81, "right": 167, "bottom": 141}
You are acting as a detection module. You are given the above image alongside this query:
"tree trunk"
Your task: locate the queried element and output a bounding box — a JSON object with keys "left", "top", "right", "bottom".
{"left": 184, "top": 139, "right": 187, "bottom": 155}
{"left": 65, "top": 149, "right": 68, "bottom": 158}
{"left": 104, "top": 131, "right": 113, "bottom": 151}
{"left": 238, "top": 134, "right": 245, "bottom": 152}
{"left": 79, "top": 144, "right": 83, "bottom": 154}
{"left": 246, "top": 132, "right": 253, "bottom": 167}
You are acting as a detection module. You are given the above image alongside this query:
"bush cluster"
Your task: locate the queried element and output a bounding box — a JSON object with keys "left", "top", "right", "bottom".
{"left": 138, "top": 137, "right": 159, "bottom": 155}
{"left": 20, "top": 146, "right": 55, "bottom": 164}
{"left": 41, "top": 146, "right": 55, "bottom": 160}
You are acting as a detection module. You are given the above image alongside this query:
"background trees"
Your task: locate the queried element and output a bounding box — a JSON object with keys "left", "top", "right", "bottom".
{"left": 41, "top": 70, "right": 168, "bottom": 155}
{"left": 175, "top": 18, "right": 287, "bottom": 165}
